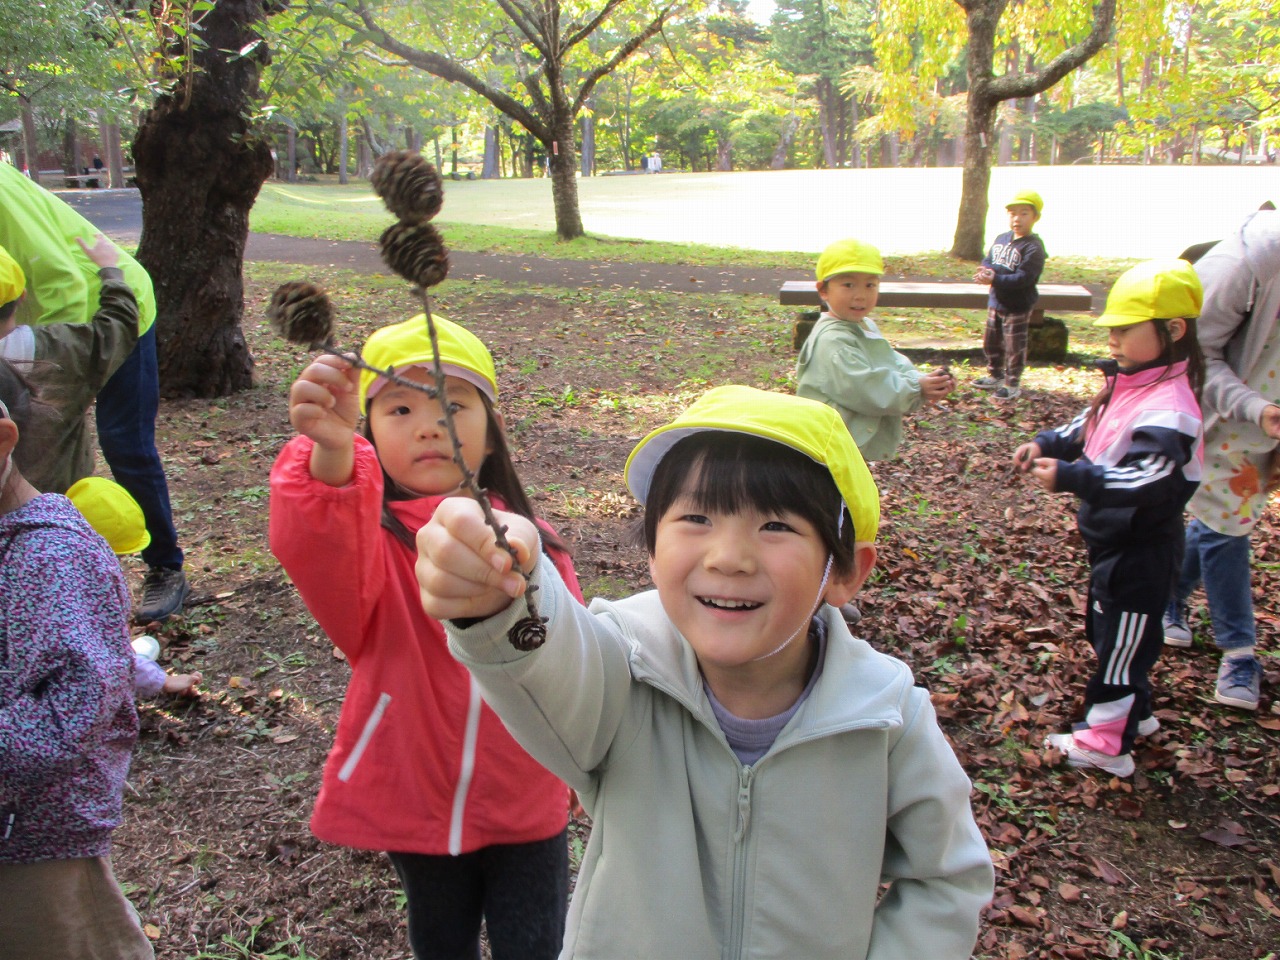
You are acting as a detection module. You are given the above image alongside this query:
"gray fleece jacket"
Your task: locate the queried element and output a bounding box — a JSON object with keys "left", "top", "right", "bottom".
{"left": 447, "top": 562, "right": 994, "bottom": 960}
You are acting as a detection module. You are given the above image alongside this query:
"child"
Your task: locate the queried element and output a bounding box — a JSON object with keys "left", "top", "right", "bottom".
{"left": 797, "top": 238, "right": 955, "bottom": 462}
{"left": 1013, "top": 259, "right": 1205, "bottom": 776}
{"left": 417, "top": 385, "right": 995, "bottom": 959}
{"left": 65, "top": 475, "right": 202, "bottom": 698}
{"left": 1, "top": 238, "right": 139, "bottom": 495}
{"left": 0, "top": 360, "right": 154, "bottom": 960}
{"left": 973, "top": 190, "right": 1047, "bottom": 400}
{"left": 269, "top": 315, "right": 582, "bottom": 960}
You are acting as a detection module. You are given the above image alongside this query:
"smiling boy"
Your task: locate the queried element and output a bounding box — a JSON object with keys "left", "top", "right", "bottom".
{"left": 796, "top": 238, "right": 954, "bottom": 462}
{"left": 417, "top": 386, "right": 994, "bottom": 959}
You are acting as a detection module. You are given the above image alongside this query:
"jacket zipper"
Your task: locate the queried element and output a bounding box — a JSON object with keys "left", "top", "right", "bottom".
{"left": 448, "top": 676, "right": 484, "bottom": 855}
{"left": 337, "top": 692, "right": 391, "bottom": 782}
{"left": 727, "top": 766, "right": 754, "bottom": 960}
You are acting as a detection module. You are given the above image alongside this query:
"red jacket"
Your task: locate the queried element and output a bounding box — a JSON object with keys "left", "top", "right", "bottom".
{"left": 269, "top": 434, "right": 580, "bottom": 855}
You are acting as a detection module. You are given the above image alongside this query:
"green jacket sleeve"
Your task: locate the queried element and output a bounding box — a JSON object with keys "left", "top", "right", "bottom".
{"left": 801, "top": 322, "right": 924, "bottom": 419}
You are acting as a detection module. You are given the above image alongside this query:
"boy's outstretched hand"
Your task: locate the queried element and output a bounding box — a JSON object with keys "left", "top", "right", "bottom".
{"left": 76, "top": 232, "right": 120, "bottom": 270}
{"left": 417, "top": 498, "right": 541, "bottom": 622}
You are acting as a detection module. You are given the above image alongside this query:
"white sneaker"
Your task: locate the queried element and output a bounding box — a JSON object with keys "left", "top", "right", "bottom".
{"left": 1136, "top": 716, "right": 1160, "bottom": 737}
{"left": 1045, "top": 733, "right": 1135, "bottom": 777}
{"left": 1163, "top": 620, "right": 1193, "bottom": 648}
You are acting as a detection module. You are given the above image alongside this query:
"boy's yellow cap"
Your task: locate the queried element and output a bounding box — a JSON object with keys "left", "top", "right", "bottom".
{"left": 66, "top": 476, "right": 151, "bottom": 555}
{"left": 1006, "top": 190, "right": 1043, "bottom": 215}
{"left": 624, "top": 385, "right": 880, "bottom": 542}
{"left": 358, "top": 313, "right": 497, "bottom": 413}
{"left": 815, "top": 239, "right": 884, "bottom": 282}
{"left": 0, "top": 245, "right": 26, "bottom": 305}
{"left": 1095, "top": 259, "right": 1202, "bottom": 327}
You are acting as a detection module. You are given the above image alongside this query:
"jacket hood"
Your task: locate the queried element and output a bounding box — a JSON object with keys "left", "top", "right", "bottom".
{"left": 1240, "top": 210, "right": 1280, "bottom": 280}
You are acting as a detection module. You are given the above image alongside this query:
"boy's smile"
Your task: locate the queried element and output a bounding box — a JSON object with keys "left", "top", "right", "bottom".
{"left": 818, "top": 272, "right": 880, "bottom": 323}
{"left": 650, "top": 496, "right": 858, "bottom": 717}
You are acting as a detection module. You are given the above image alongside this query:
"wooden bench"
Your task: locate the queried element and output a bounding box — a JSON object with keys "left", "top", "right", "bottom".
{"left": 782, "top": 280, "right": 1095, "bottom": 358}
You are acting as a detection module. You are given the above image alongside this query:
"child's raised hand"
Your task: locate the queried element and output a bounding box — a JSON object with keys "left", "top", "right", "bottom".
{"left": 973, "top": 267, "right": 995, "bottom": 284}
{"left": 1012, "top": 442, "right": 1041, "bottom": 473}
{"left": 289, "top": 354, "right": 359, "bottom": 450}
{"left": 1028, "top": 458, "right": 1058, "bottom": 491}
{"left": 416, "top": 497, "right": 542, "bottom": 622}
{"left": 75, "top": 233, "right": 120, "bottom": 270}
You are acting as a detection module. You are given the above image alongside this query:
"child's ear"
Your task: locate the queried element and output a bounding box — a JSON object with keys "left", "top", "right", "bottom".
{"left": 0, "top": 418, "right": 17, "bottom": 461}
{"left": 823, "top": 543, "right": 877, "bottom": 607}
{"left": 815, "top": 280, "right": 828, "bottom": 302}
{"left": 1167, "top": 317, "right": 1187, "bottom": 342}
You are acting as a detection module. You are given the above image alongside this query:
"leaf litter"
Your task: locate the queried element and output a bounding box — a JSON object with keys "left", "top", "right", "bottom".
{"left": 112, "top": 265, "right": 1279, "bottom": 959}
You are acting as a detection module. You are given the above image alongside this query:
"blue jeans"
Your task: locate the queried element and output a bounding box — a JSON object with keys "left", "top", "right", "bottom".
{"left": 95, "top": 326, "right": 183, "bottom": 570}
{"left": 1166, "top": 518, "right": 1254, "bottom": 652}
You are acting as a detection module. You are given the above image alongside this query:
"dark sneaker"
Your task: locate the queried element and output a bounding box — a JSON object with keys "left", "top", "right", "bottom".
{"left": 1214, "top": 656, "right": 1261, "bottom": 711}
{"left": 994, "top": 386, "right": 1021, "bottom": 400}
{"left": 972, "top": 375, "right": 1002, "bottom": 389}
{"left": 137, "top": 567, "right": 189, "bottom": 622}
{"left": 1162, "top": 619, "right": 1193, "bottom": 648}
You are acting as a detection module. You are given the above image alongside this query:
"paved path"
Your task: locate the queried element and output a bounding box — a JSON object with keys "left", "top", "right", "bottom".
{"left": 57, "top": 188, "right": 1105, "bottom": 307}
{"left": 58, "top": 188, "right": 804, "bottom": 297}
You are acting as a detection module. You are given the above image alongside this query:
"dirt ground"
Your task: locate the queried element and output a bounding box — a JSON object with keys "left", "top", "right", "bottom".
{"left": 110, "top": 263, "right": 1280, "bottom": 960}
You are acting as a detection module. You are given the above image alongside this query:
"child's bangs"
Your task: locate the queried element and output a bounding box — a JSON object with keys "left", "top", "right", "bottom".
{"left": 644, "top": 432, "right": 855, "bottom": 571}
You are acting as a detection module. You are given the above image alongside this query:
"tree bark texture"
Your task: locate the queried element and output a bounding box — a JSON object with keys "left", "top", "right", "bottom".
{"left": 133, "top": 0, "right": 275, "bottom": 398}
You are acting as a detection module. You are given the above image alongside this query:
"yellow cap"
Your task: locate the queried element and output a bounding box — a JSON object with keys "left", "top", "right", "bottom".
{"left": 1006, "top": 190, "right": 1043, "bottom": 215}
{"left": 1095, "top": 259, "right": 1202, "bottom": 327}
{"left": 66, "top": 476, "right": 151, "bottom": 555}
{"left": 815, "top": 239, "right": 884, "bottom": 282}
{"left": 0, "top": 245, "right": 26, "bottom": 306}
{"left": 624, "top": 385, "right": 880, "bottom": 542}
{"left": 358, "top": 313, "right": 498, "bottom": 414}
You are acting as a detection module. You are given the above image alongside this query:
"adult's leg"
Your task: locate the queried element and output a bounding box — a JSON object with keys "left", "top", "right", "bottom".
{"left": 480, "top": 830, "right": 570, "bottom": 960}
{"left": 1195, "top": 523, "right": 1255, "bottom": 653}
{"left": 95, "top": 326, "right": 183, "bottom": 571}
{"left": 1165, "top": 520, "right": 1202, "bottom": 628}
{"left": 388, "top": 850, "right": 483, "bottom": 960}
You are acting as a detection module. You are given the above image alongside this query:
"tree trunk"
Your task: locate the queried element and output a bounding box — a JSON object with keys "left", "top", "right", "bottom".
{"left": 548, "top": 107, "right": 583, "bottom": 239}
{"left": 716, "top": 137, "right": 732, "bottom": 171}
{"left": 952, "top": 92, "right": 997, "bottom": 260}
{"left": 483, "top": 125, "right": 500, "bottom": 178}
{"left": 338, "top": 114, "right": 350, "bottom": 184}
{"left": 62, "top": 118, "right": 79, "bottom": 176}
{"left": 580, "top": 112, "right": 595, "bottom": 177}
{"left": 286, "top": 125, "right": 297, "bottom": 182}
{"left": 106, "top": 123, "right": 124, "bottom": 187}
{"left": 771, "top": 114, "right": 799, "bottom": 170}
{"left": 132, "top": 0, "right": 275, "bottom": 398}
{"left": 20, "top": 103, "right": 41, "bottom": 184}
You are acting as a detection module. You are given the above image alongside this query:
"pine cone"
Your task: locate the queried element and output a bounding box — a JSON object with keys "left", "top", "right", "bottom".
{"left": 371, "top": 151, "right": 444, "bottom": 223}
{"left": 266, "top": 281, "right": 335, "bottom": 347}
{"left": 379, "top": 222, "right": 450, "bottom": 288}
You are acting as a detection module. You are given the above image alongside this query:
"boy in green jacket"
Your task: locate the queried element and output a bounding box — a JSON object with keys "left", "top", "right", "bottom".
{"left": 797, "top": 238, "right": 955, "bottom": 461}
{"left": 417, "top": 386, "right": 994, "bottom": 960}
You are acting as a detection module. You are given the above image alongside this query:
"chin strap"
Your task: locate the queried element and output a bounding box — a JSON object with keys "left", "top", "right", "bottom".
{"left": 749, "top": 553, "right": 834, "bottom": 663}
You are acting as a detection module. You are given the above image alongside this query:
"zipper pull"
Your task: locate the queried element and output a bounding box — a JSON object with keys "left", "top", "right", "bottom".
{"left": 734, "top": 768, "right": 753, "bottom": 842}
{"left": 3, "top": 809, "right": 15, "bottom": 841}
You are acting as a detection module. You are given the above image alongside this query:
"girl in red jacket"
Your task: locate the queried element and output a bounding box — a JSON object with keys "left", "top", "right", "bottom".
{"left": 269, "top": 315, "right": 581, "bottom": 960}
